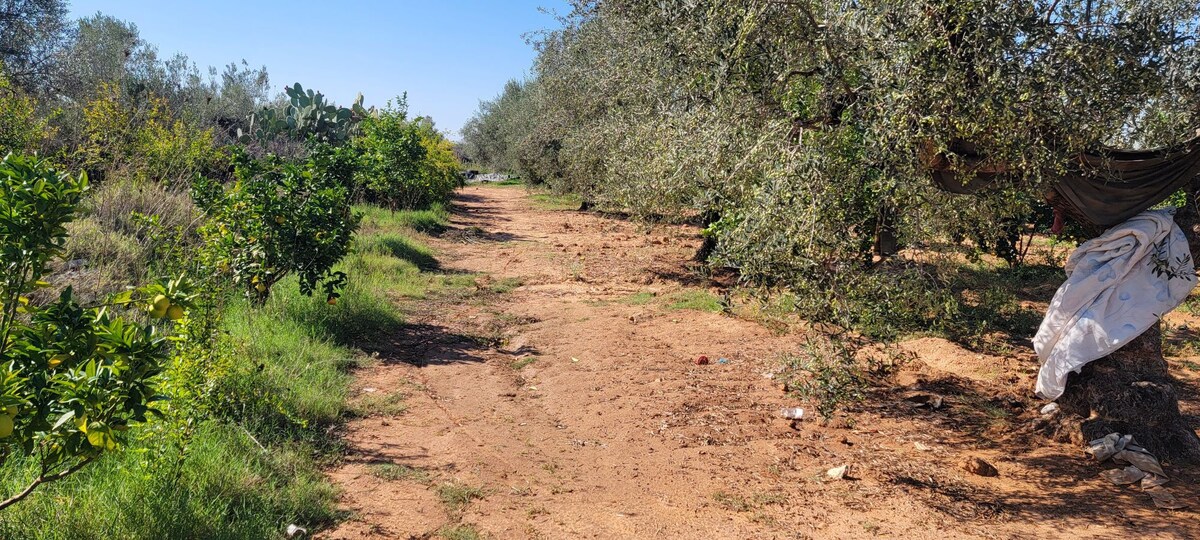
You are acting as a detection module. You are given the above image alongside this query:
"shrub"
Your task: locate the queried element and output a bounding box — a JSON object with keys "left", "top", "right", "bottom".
{"left": 0, "top": 154, "right": 183, "bottom": 510}
{"left": 78, "top": 83, "right": 226, "bottom": 185}
{"left": 0, "top": 65, "right": 48, "bottom": 156}
{"left": 192, "top": 150, "right": 359, "bottom": 304}
{"left": 355, "top": 97, "right": 459, "bottom": 209}
{"left": 777, "top": 336, "right": 868, "bottom": 420}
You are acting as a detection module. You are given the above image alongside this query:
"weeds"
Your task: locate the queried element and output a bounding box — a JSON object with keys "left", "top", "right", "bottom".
{"left": 712, "top": 491, "right": 752, "bottom": 512}
{"left": 369, "top": 463, "right": 431, "bottom": 483}
{"left": 488, "top": 277, "right": 524, "bottom": 294}
{"left": 622, "top": 291, "right": 656, "bottom": 305}
{"left": 357, "top": 203, "right": 450, "bottom": 235}
{"left": 438, "top": 524, "right": 483, "bottom": 540}
{"left": 437, "top": 482, "right": 486, "bottom": 513}
{"left": 777, "top": 335, "right": 868, "bottom": 420}
{"left": 667, "top": 290, "right": 723, "bottom": 313}
{"left": 530, "top": 192, "right": 582, "bottom": 211}
{"left": 351, "top": 390, "right": 409, "bottom": 417}
{"left": 511, "top": 357, "right": 538, "bottom": 370}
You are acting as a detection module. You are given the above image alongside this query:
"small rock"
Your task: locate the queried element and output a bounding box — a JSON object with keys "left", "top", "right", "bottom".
{"left": 961, "top": 456, "right": 998, "bottom": 477}
{"left": 826, "top": 465, "right": 849, "bottom": 480}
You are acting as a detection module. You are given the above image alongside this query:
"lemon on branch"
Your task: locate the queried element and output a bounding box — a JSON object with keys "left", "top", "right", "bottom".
{"left": 166, "top": 305, "right": 185, "bottom": 321}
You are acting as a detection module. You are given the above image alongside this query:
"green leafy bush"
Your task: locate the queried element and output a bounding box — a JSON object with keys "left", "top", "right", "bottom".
{"left": 192, "top": 150, "right": 359, "bottom": 304}
{"left": 0, "top": 65, "right": 48, "bottom": 156}
{"left": 355, "top": 97, "right": 459, "bottom": 209}
{"left": 78, "top": 84, "right": 226, "bottom": 185}
{"left": 0, "top": 154, "right": 182, "bottom": 510}
{"left": 778, "top": 336, "right": 867, "bottom": 420}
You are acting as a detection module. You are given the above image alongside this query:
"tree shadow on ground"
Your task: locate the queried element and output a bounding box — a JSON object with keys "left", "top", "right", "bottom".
{"left": 647, "top": 263, "right": 737, "bottom": 288}
{"left": 374, "top": 236, "right": 440, "bottom": 270}
{"left": 868, "top": 375, "right": 1028, "bottom": 453}
{"left": 934, "top": 263, "right": 1063, "bottom": 354}
{"left": 437, "top": 225, "right": 523, "bottom": 244}
{"left": 366, "top": 322, "right": 490, "bottom": 367}
{"left": 864, "top": 375, "right": 1200, "bottom": 534}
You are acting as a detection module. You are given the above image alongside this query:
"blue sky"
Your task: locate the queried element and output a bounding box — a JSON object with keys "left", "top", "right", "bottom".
{"left": 67, "top": 1, "right": 571, "bottom": 139}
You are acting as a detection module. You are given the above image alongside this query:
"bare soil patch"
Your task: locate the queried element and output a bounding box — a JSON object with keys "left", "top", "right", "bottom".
{"left": 322, "top": 185, "right": 1200, "bottom": 539}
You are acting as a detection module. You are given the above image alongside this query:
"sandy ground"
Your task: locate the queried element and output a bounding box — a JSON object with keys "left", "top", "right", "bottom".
{"left": 321, "top": 185, "right": 1200, "bottom": 539}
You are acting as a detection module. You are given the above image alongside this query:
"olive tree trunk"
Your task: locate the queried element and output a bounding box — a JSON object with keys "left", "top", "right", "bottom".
{"left": 1051, "top": 188, "right": 1200, "bottom": 464}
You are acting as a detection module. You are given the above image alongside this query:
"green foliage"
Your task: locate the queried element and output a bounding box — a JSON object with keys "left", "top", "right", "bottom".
{"left": 0, "top": 66, "right": 48, "bottom": 155}
{"left": 438, "top": 524, "right": 483, "bottom": 540}
{"left": 778, "top": 336, "right": 868, "bottom": 420}
{"left": 0, "top": 191, "right": 456, "bottom": 534}
{"left": 78, "top": 83, "right": 226, "bottom": 185}
{"left": 370, "top": 463, "right": 430, "bottom": 483}
{"left": 437, "top": 482, "right": 485, "bottom": 513}
{"left": 0, "top": 421, "right": 338, "bottom": 540}
{"left": 355, "top": 97, "right": 460, "bottom": 209}
{"left": 0, "top": 1, "right": 70, "bottom": 90}
{"left": 467, "top": 0, "right": 1200, "bottom": 338}
{"left": 666, "top": 290, "right": 724, "bottom": 313}
{"left": 0, "top": 154, "right": 183, "bottom": 509}
{"left": 193, "top": 150, "right": 360, "bottom": 304}
{"left": 358, "top": 203, "right": 450, "bottom": 235}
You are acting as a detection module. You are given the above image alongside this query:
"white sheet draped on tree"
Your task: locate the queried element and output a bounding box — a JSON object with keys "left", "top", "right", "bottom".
{"left": 1034, "top": 209, "right": 1197, "bottom": 400}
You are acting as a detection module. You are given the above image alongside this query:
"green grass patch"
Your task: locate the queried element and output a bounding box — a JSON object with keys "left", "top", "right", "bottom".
{"left": 357, "top": 233, "right": 440, "bottom": 270}
{"left": 369, "top": 463, "right": 431, "bottom": 484}
{"left": 511, "top": 357, "right": 537, "bottom": 370}
{"left": 530, "top": 192, "right": 582, "bottom": 211}
{"left": 437, "top": 482, "right": 486, "bottom": 513}
{"left": 0, "top": 203, "right": 464, "bottom": 538}
{"left": 438, "top": 524, "right": 483, "bottom": 540}
{"left": 667, "top": 290, "right": 724, "bottom": 313}
{"left": 622, "top": 291, "right": 656, "bottom": 305}
{"left": 357, "top": 203, "right": 451, "bottom": 235}
{"left": 0, "top": 422, "right": 338, "bottom": 540}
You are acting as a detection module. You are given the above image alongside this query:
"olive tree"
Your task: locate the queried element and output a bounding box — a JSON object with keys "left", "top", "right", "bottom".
{"left": 471, "top": 0, "right": 1200, "bottom": 460}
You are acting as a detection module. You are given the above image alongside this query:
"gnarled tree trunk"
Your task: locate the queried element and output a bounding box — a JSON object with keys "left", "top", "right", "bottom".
{"left": 1054, "top": 324, "right": 1200, "bottom": 463}
{"left": 1052, "top": 186, "right": 1200, "bottom": 464}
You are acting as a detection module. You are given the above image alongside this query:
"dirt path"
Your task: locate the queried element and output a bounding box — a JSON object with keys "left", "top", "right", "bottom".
{"left": 322, "top": 185, "right": 1200, "bottom": 539}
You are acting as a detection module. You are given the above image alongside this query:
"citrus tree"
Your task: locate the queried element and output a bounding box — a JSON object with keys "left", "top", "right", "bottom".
{"left": 192, "top": 149, "right": 359, "bottom": 304}
{"left": 0, "top": 154, "right": 184, "bottom": 510}
{"left": 355, "top": 96, "right": 459, "bottom": 210}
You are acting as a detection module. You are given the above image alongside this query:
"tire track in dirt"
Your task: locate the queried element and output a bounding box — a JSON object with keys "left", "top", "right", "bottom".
{"left": 322, "top": 185, "right": 1200, "bottom": 539}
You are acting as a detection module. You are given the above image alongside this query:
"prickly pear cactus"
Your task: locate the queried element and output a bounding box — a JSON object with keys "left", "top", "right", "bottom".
{"left": 239, "top": 82, "right": 375, "bottom": 146}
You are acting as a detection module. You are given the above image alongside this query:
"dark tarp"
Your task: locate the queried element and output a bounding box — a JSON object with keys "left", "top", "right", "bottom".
{"left": 931, "top": 136, "right": 1200, "bottom": 229}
